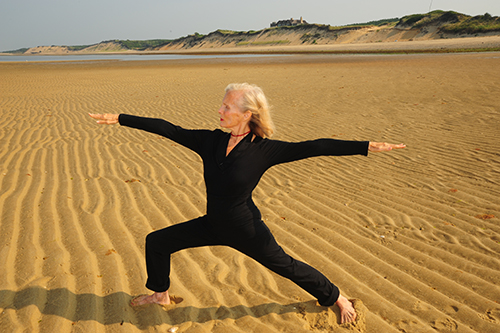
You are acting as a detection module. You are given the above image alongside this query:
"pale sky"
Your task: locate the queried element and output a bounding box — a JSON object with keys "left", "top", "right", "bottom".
{"left": 1, "top": 0, "right": 499, "bottom": 52}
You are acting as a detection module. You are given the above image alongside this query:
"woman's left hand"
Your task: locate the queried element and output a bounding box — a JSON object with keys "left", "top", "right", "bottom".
{"left": 88, "top": 113, "right": 119, "bottom": 125}
{"left": 368, "top": 142, "right": 406, "bottom": 153}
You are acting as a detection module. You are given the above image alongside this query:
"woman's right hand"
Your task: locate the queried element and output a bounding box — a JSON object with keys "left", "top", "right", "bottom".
{"left": 88, "top": 113, "right": 119, "bottom": 125}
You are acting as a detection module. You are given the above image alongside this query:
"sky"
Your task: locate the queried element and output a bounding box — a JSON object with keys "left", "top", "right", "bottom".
{"left": 1, "top": 0, "right": 499, "bottom": 52}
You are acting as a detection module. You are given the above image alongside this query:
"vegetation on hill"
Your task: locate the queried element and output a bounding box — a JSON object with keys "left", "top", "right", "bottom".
{"left": 66, "top": 45, "right": 92, "bottom": 51}
{"left": 115, "top": 39, "right": 172, "bottom": 50}
{"left": 350, "top": 18, "right": 399, "bottom": 27}
{"left": 3, "top": 47, "right": 30, "bottom": 54}
{"left": 441, "top": 13, "right": 500, "bottom": 33}
{"left": 73, "top": 39, "right": 174, "bottom": 51}
{"left": 396, "top": 10, "right": 500, "bottom": 33}
{"left": 397, "top": 10, "right": 463, "bottom": 27}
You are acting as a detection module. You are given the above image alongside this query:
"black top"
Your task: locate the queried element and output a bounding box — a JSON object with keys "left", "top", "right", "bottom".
{"left": 119, "top": 114, "right": 369, "bottom": 230}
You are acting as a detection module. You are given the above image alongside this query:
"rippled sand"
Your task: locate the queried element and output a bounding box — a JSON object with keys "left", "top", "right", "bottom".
{"left": 0, "top": 53, "right": 499, "bottom": 332}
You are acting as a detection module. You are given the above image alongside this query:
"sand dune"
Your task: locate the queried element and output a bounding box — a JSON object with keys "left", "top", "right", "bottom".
{"left": 0, "top": 53, "right": 499, "bottom": 332}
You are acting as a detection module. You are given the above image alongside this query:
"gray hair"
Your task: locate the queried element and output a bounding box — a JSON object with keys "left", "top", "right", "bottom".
{"left": 225, "top": 83, "right": 275, "bottom": 138}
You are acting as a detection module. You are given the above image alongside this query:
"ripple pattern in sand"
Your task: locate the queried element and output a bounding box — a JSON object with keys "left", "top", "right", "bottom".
{"left": 0, "top": 55, "right": 499, "bottom": 332}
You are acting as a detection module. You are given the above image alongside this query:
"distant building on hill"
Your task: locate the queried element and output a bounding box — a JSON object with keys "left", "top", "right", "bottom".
{"left": 270, "top": 17, "right": 307, "bottom": 27}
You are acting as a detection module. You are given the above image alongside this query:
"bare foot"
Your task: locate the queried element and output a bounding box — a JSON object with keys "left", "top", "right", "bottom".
{"left": 335, "top": 295, "right": 357, "bottom": 324}
{"left": 130, "top": 291, "right": 171, "bottom": 306}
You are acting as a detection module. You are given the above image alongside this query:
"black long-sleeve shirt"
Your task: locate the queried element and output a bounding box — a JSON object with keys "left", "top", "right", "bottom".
{"left": 119, "top": 114, "right": 369, "bottom": 230}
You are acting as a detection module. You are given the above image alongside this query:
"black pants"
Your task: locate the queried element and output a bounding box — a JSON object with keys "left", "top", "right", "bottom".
{"left": 144, "top": 216, "right": 339, "bottom": 306}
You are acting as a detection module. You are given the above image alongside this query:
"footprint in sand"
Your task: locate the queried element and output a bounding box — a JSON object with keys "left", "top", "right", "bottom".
{"left": 431, "top": 317, "right": 458, "bottom": 331}
{"left": 130, "top": 295, "right": 184, "bottom": 308}
{"left": 478, "top": 308, "right": 500, "bottom": 323}
{"left": 393, "top": 319, "right": 422, "bottom": 332}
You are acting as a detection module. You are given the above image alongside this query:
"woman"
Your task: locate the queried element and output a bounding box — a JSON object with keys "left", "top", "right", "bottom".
{"left": 89, "top": 83, "right": 405, "bottom": 324}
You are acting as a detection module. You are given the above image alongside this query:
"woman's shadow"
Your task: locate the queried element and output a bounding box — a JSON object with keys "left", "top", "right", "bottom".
{"left": 0, "top": 287, "right": 350, "bottom": 330}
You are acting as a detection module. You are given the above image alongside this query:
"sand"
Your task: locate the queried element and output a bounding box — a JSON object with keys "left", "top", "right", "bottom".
{"left": 0, "top": 52, "right": 499, "bottom": 333}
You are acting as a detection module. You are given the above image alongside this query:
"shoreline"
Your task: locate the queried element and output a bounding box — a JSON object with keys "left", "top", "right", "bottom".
{"left": 2, "top": 52, "right": 499, "bottom": 69}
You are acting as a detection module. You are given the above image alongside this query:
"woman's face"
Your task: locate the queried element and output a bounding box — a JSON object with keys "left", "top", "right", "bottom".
{"left": 218, "top": 90, "right": 249, "bottom": 129}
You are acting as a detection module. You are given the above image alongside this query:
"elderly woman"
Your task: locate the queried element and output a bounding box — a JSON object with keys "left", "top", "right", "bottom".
{"left": 89, "top": 83, "right": 405, "bottom": 324}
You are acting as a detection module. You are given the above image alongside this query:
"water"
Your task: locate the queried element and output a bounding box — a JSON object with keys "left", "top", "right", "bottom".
{"left": 0, "top": 53, "right": 289, "bottom": 63}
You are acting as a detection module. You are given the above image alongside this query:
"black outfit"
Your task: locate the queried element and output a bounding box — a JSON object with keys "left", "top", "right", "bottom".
{"left": 119, "top": 114, "right": 369, "bottom": 306}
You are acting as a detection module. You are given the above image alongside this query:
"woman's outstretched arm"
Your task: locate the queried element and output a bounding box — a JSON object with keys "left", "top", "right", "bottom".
{"left": 88, "top": 113, "right": 212, "bottom": 156}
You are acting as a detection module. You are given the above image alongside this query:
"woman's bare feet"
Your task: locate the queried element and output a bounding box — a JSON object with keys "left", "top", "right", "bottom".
{"left": 130, "top": 291, "right": 171, "bottom": 306}
{"left": 335, "top": 295, "right": 357, "bottom": 324}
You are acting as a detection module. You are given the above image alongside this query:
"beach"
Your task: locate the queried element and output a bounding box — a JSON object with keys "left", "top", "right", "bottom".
{"left": 0, "top": 52, "right": 499, "bottom": 332}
